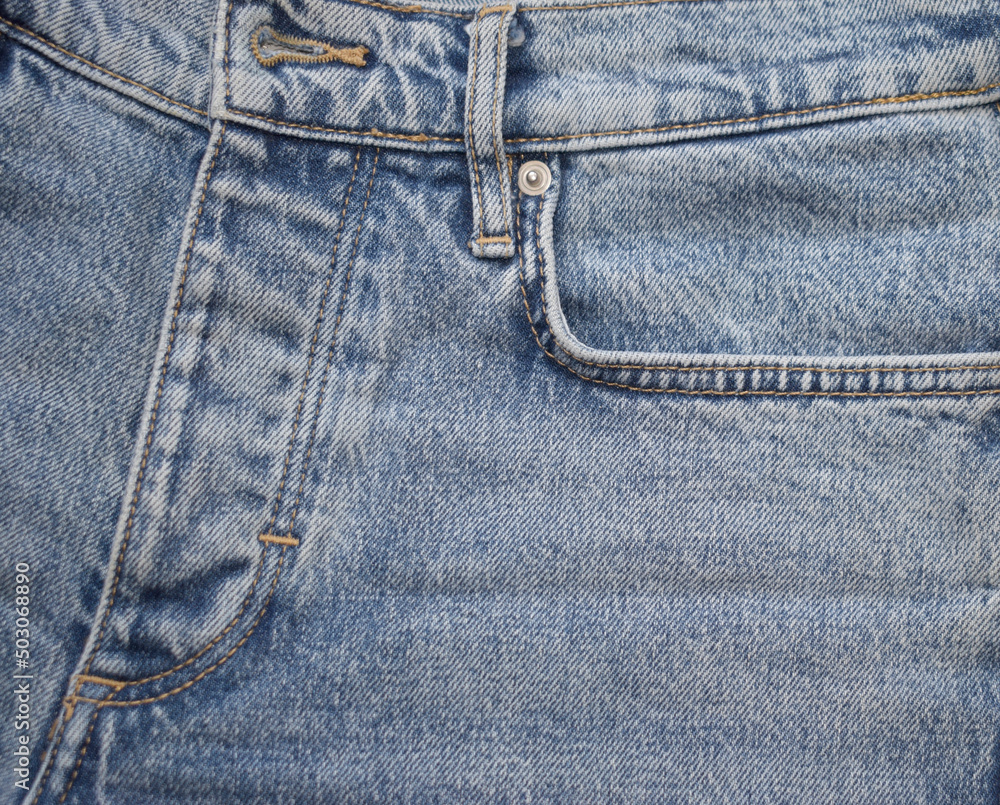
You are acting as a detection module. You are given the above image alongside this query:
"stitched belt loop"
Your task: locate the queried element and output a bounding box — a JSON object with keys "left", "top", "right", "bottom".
{"left": 465, "top": 1, "right": 517, "bottom": 259}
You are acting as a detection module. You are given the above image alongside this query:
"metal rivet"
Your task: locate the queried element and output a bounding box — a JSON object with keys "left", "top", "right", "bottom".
{"left": 518, "top": 160, "right": 551, "bottom": 196}
{"left": 507, "top": 21, "right": 525, "bottom": 47}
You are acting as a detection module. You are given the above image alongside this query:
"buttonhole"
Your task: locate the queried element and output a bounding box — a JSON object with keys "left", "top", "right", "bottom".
{"left": 251, "top": 25, "right": 369, "bottom": 68}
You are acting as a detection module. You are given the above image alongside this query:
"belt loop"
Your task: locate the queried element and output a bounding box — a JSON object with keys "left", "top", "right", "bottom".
{"left": 465, "top": 1, "right": 517, "bottom": 259}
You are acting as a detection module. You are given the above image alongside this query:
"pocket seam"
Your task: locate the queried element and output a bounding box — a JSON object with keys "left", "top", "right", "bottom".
{"left": 517, "top": 188, "right": 1000, "bottom": 397}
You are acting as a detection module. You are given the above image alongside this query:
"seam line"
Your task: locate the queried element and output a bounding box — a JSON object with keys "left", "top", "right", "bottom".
{"left": 468, "top": 13, "right": 487, "bottom": 240}
{"left": 507, "top": 82, "right": 1000, "bottom": 143}
{"left": 78, "top": 148, "right": 362, "bottom": 696}
{"left": 4, "top": 17, "right": 997, "bottom": 149}
{"left": 517, "top": 189, "right": 1000, "bottom": 397}
{"left": 490, "top": 7, "right": 512, "bottom": 239}
{"left": 0, "top": 16, "right": 208, "bottom": 117}
{"left": 264, "top": 148, "right": 362, "bottom": 533}
{"left": 339, "top": 0, "right": 472, "bottom": 18}
{"left": 62, "top": 548, "right": 291, "bottom": 708}
{"left": 285, "top": 150, "right": 381, "bottom": 536}
{"left": 56, "top": 690, "right": 116, "bottom": 804}
{"left": 79, "top": 123, "right": 226, "bottom": 679}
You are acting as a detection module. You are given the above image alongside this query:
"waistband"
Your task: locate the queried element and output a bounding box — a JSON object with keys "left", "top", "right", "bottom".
{"left": 3, "top": 0, "right": 1000, "bottom": 152}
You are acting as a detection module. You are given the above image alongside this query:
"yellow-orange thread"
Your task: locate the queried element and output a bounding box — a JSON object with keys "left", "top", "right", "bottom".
{"left": 258, "top": 533, "right": 300, "bottom": 546}
{"left": 0, "top": 17, "right": 207, "bottom": 116}
{"left": 250, "top": 26, "right": 368, "bottom": 69}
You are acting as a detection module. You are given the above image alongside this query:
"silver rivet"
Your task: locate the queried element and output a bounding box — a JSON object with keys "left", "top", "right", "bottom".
{"left": 518, "top": 160, "right": 551, "bottom": 196}
{"left": 507, "top": 21, "right": 525, "bottom": 47}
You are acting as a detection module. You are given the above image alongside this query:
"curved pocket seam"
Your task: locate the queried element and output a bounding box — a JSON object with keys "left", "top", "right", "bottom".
{"left": 517, "top": 188, "right": 1000, "bottom": 397}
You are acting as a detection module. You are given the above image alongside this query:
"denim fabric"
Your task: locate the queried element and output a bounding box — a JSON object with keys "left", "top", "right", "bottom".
{"left": 2, "top": 0, "right": 1000, "bottom": 802}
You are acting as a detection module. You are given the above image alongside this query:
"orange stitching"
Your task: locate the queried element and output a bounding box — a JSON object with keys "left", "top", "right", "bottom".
{"left": 74, "top": 675, "right": 126, "bottom": 690}
{"left": 339, "top": 0, "right": 472, "bottom": 18}
{"left": 226, "top": 108, "right": 460, "bottom": 142}
{"left": 476, "top": 235, "right": 513, "bottom": 244}
{"left": 0, "top": 16, "right": 207, "bottom": 117}
{"left": 467, "top": 13, "right": 487, "bottom": 241}
{"left": 57, "top": 690, "right": 116, "bottom": 804}
{"left": 286, "top": 150, "right": 381, "bottom": 535}
{"left": 266, "top": 148, "right": 362, "bottom": 532}
{"left": 108, "top": 548, "right": 268, "bottom": 688}
{"left": 60, "top": 145, "right": 361, "bottom": 713}
{"left": 520, "top": 0, "right": 703, "bottom": 9}
{"left": 225, "top": 83, "right": 1000, "bottom": 150}
{"left": 80, "top": 123, "right": 226, "bottom": 678}
{"left": 479, "top": 4, "right": 514, "bottom": 15}
{"left": 508, "top": 81, "right": 1000, "bottom": 144}
{"left": 66, "top": 147, "right": 360, "bottom": 697}
{"left": 67, "top": 547, "right": 290, "bottom": 708}
{"left": 517, "top": 191, "right": 1000, "bottom": 397}
{"left": 30, "top": 703, "right": 71, "bottom": 805}
{"left": 250, "top": 25, "right": 368, "bottom": 69}
{"left": 490, "top": 7, "right": 512, "bottom": 239}
{"left": 258, "top": 533, "right": 300, "bottom": 546}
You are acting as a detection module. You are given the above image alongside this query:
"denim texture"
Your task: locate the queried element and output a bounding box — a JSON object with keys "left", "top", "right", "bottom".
{"left": 2, "top": 0, "right": 1000, "bottom": 802}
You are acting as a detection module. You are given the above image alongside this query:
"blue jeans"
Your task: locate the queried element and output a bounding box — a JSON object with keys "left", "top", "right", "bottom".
{"left": 3, "top": 0, "right": 1000, "bottom": 801}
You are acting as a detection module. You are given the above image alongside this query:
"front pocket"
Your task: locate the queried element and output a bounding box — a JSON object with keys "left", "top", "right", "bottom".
{"left": 516, "top": 106, "right": 1000, "bottom": 398}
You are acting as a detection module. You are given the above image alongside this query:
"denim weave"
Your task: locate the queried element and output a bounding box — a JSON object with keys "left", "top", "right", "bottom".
{"left": 2, "top": 0, "right": 1000, "bottom": 802}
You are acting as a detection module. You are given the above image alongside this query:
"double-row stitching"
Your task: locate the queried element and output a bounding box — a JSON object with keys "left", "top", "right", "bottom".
{"left": 76, "top": 149, "right": 364, "bottom": 699}
{"left": 63, "top": 548, "right": 291, "bottom": 710}
{"left": 467, "top": 11, "right": 488, "bottom": 242}
{"left": 223, "top": 82, "right": 1000, "bottom": 147}
{"left": 58, "top": 151, "right": 377, "bottom": 717}
{"left": 7, "top": 15, "right": 998, "bottom": 148}
{"left": 30, "top": 681, "right": 116, "bottom": 805}
{"left": 264, "top": 148, "right": 363, "bottom": 537}
{"left": 507, "top": 82, "right": 1000, "bottom": 143}
{"left": 56, "top": 690, "right": 117, "bottom": 805}
{"left": 78, "top": 123, "right": 227, "bottom": 683}
{"left": 517, "top": 190, "right": 1000, "bottom": 397}
{"left": 85, "top": 548, "right": 268, "bottom": 690}
{"left": 490, "top": 7, "right": 512, "bottom": 240}
{"left": 285, "top": 150, "right": 381, "bottom": 536}
{"left": 0, "top": 17, "right": 207, "bottom": 117}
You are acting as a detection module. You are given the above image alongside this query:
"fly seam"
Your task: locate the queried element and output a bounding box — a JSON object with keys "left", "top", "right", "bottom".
{"left": 62, "top": 547, "right": 290, "bottom": 708}
{"left": 286, "top": 150, "right": 381, "bottom": 535}
{"left": 80, "top": 547, "right": 268, "bottom": 690}
{"left": 49, "top": 145, "right": 361, "bottom": 730}
{"left": 80, "top": 123, "right": 227, "bottom": 678}
{"left": 266, "top": 148, "right": 362, "bottom": 532}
